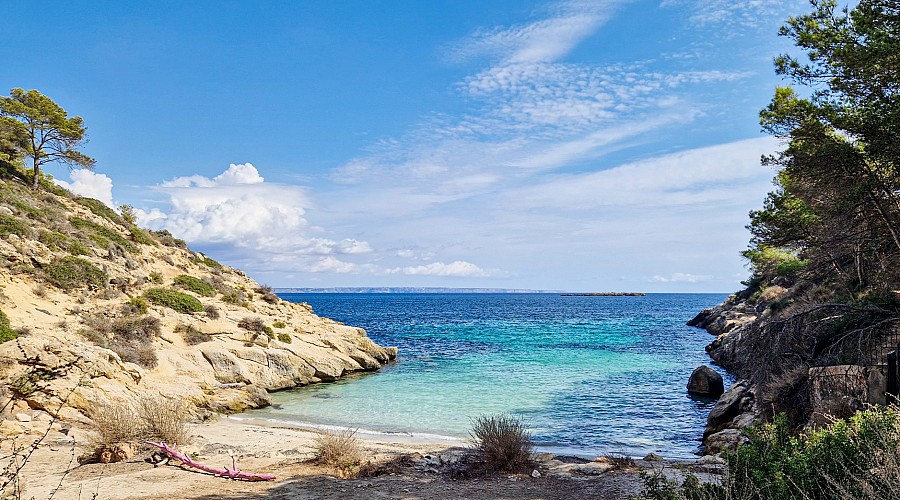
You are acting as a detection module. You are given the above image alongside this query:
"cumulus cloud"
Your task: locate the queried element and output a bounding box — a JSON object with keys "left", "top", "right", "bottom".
{"left": 143, "top": 163, "right": 375, "bottom": 274}
{"left": 386, "top": 261, "right": 496, "bottom": 277}
{"left": 54, "top": 170, "right": 115, "bottom": 207}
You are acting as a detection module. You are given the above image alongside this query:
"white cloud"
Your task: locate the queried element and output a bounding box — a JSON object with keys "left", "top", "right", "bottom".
{"left": 651, "top": 273, "right": 714, "bottom": 283}
{"left": 144, "top": 163, "right": 375, "bottom": 274}
{"left": 387, "top": 261, "right": 497, "bottom": 277}
{"left": 660, "top": 0, "right": 807, "bottom": 30}
{"left": 308, "top": 256, "right": 357, "bottom": 273}
{"left": 54, "top": 170, "right": 115, "bottom": 207}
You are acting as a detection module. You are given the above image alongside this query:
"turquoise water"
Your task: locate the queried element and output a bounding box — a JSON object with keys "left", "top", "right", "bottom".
{"left": 244, "top": 293, "right": 730, "bottom": 458}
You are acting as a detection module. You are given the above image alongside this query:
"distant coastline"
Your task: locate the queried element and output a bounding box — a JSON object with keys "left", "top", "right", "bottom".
{"left": 274, "top": 287, "right": 565, "bottom": 294}
{"left": 561, "top": 292, "right": 646, "bottom": 296}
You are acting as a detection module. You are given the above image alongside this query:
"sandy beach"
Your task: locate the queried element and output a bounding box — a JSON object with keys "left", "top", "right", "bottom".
{"left": 7, "top": 414, "right": 716, "bottom": 499}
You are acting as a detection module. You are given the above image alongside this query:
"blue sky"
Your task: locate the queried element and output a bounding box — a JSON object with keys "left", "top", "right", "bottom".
{"left": 3, "top": 0, "right": 811, "bottom": 292}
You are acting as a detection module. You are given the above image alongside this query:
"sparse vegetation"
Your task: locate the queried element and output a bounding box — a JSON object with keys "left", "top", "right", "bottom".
{"left": 0, "top": 213, "right": 30, "bottom": 238}
{"left": 81, "top": 314, "right": 162, "bottom": 368}
{"left": 204, "top": 304, "right": 220, "bottom": 319}
{"left": 273, "top": 321, "right": 286, "bottom": 329}
{"left": 277, "top": 333, "right": 292, "bottom": 344}
{"left": 255, "top": 285, "right": 279, "bottom": 304}
{"left": 173, "top": 274, "right": 216, "bottom": 297}
{"left": 89, "top": 395, "right": 191, "bottom": 459}
{"left": 194, "top": 254, "right": 223, "bottom": 270}
{"left": 75, "top": 196, "right": 122, "bottom": 224}
{"left": 128, "top": 226, "right": 156, "bottom": 246}
{"left": 69, "top": 216, "right": 138, "bottom": 253}
{"left": 123, "top": 296, "right": 150, "bottom": 315}
{"left": 149, "top": 271, "right": 163, "bottom": 284}
{"left": 151, "top": 229, "right": 187, "bottom": 248}
{"left": 469, "top": 414, "right": 533, "bottom": 472}
{"left": 0, "top": 310, "right": 18, "bottom": 343}
{"left": 44, "top": 256, "right": 107, "bottom": 290}
{"left": 144, "top": 288, "right": 204, "bottom": 314}
{"left": 178, "top": 324, "right": 212, "bottom": 345}
{"left": 312, "top": 428, "right": 363, "bottom": 476}
{"left": 238, "top": 316, "right": 266, "bottom": 333}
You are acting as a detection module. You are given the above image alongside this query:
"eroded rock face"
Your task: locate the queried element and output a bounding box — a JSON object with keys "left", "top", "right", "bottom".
{"left": 0, "top": 189, "right": 397, "bottom": 429}
{"left": 687, "top": 365, "right": 724, "bottom": 397}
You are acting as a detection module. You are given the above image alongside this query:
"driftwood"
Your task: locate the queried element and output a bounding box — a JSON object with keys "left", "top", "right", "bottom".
{"left": 144, "top": 442, "right": 276, "bottom": 481}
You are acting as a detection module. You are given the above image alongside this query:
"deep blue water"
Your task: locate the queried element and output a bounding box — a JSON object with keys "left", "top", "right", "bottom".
{"left": 246, "top": 293, "right": 730, "bottom": 458}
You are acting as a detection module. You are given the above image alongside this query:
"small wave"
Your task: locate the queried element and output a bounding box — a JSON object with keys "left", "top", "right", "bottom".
{"left": 227, "top": 415, "right": 465, "bottom": 444}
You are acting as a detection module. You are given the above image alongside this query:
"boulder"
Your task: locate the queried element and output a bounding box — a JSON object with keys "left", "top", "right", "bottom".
{"left": 704, "top": 429, "right": 744, "bottom": 455}
{"left": 706, "top": 381, "right": 750, "bottom": 436}
{"left": 687, "top": 365, "right": 724, "bottom": 397}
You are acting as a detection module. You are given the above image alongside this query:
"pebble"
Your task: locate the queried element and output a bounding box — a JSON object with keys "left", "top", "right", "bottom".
{"left": 531, "top": 469, "right": 541, "bottom": 478}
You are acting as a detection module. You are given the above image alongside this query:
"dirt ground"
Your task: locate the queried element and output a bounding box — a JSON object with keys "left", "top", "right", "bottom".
{"left": 6, "top": 417, "right": 722, "bottom": 500}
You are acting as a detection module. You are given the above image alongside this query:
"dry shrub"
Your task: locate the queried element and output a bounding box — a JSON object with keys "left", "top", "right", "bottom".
{"left": 204, "top": 304, "right": 220, "bottom": 319}
{"left": 81, "top": 315, "right": 161, "bottom": 368}
{"left": 254, "top": 285, "right": 279, "bottom": 304}
{"left": 177, "top": 324, "right": 212, "bottom": 345}
{"left": 238, "top": 316, "right": 266, "bottom": 333}
{"left": 90, "top": 402, "right": 143, "bottom": 445}
{"left": 469, "top": 414, "right": 533, "bottom": 472}
{"left": 313, "top": 428, "right": 363, "bottom": 476}
{"left": 137, "top": 395, "right": 190, "bottom": 445}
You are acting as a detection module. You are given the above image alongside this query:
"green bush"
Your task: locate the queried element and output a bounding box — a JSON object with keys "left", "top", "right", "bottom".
{"left": 0, "top": 310, "right": 18, "bottom": 343}
{"left": 173, "top": 275, "right": 216, "bottom": 297}
{"left": 75, "top": 197, "right": 123, "bottom": 224}
{"left": 273, "top": 321, "right": 286, "bottom": 329}
{"left": 129, "top": 226, "right": 157, "bottom": 246}
{"left": 724, "top": 408, "right": 900, "bottom": 500}
{"left": 124, "top": 296, "right": 150, "bottom": 315}
{"left": 194, "top": 255, "right": 223, "bottom": 270}
{"left": 44, "top": 256, "right": 108, "bottom": 290}
{"left": 0, "top": 214, "right": 30, "bottom": 238}
{"left": 69, "top": 217, "right": 138, "bottom": 253}
{"left": 277, "top": 333, "right": 292, "bottom": 344}
{"left": 152, "top": 229, "right": 187, "bottom": 249}
{"left": 149, "top": 271, "right": 163, "bottom": 284}
{"left": 144, "top": 288, "right": 204, "bottom": 314}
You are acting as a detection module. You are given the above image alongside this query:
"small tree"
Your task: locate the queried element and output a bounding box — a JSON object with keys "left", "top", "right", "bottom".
{"left": 0, "top": 88, "right": 95, "bottom": 189}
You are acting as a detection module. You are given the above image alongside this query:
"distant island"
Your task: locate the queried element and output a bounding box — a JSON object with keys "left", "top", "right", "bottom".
{"left": 275, "top": 287, "right": 565, "bottom": 294}
{"left": 561, "top": 292, "right": 646, "bottom": 296}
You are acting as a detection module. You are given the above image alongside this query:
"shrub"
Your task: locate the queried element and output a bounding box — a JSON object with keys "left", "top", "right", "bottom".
{"left": 178, "top": 324, "right": 212, "bottom": 345}
{"left": 222, "top": 288, "right": 247, "bottom": 305}
{"left": 149, "top": 271, "right": 163, "bottom": 284}
{"left": 44, "top": 256, "right": 108, "bottom": 290}
{"left": 263, "top": 326, "right": 274, "bottom": 338}
{"left": 173, "top": 275, "right": 216, "bottom": 297}
{"left": 69, "top": 216, "right": 138, "bottom": 253}
{"left": 204, "top": 304, "right": 220, "bottom": 319}
{"left": 123, "top": 296, "right": 150, "bottom": 315}
{"left": 68, "top": 239, "right": 90, "bottom": 256}
{"left": 136, "top": 395, "right": 191, "bottom": 445}
{"left": 151, "top": 230, "right": 188, "bottom": 249}
{"left": 725, "top": 409, "right": 900, "bottom": 500}
{"left": 128, "top": 226, "right": 156, "bottom": 246}
{"left": 75, "top": 197, "right": 123, "bottom": 224}
{"left": 90, "top": 402, "right": 143, "bottom": 445}
{"left": 144, "top": 288, "right": 204, "bottom": 313}
{"left": 273, "top": 321, "right": 286, "bottom": 329}
{"left": 237, "top": 316, "right": 266, "bottom": 333}
{"left": 82, "top": 315, "right": 162, "bottom": 368}
{"left": 277, "top": 333, "right": 292, "bottom": 344}
{"left": 312, "top": 428, "right": 362, "bottom": 476}
{"left": 193, "top": 255, "right": 223, "bottom": 270}
{"left": 255, "top": 285, "right": 279, "bottom": 304}
{"left": 469, "top": 414, "right": 533, "bottom": 472}
{"left": 0, "top": 310, "right": 18, "bottom": 343}
{"left": 0, "top": 214, "right": 30, "bottom": 238}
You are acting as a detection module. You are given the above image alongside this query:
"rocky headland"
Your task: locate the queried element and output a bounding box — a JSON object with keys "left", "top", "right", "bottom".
{"left": 0, "top": 177, "right": 396, "bottom": 439}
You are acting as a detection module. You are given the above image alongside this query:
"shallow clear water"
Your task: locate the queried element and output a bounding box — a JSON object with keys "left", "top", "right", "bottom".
{"left": 244, "top": 293, "right": 731, "bottom": 458}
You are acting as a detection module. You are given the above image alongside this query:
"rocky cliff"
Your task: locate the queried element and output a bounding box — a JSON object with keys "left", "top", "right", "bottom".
{"left": 0, "top": 177, "right": 396, "bottom": 436}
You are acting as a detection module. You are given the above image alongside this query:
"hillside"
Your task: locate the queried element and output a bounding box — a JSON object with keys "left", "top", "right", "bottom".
{"left": 0, "top": 174, "right": 395, "bottom": 436}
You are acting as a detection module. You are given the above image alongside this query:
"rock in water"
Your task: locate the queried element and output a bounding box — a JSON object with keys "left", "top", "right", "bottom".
{"left": 687, "top": 365, "right": 724, "bottom": 397}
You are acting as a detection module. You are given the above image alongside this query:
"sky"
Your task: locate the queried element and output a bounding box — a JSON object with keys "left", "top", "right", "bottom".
{"left": 2, "top": 0, "right": 813, "bottom": 292}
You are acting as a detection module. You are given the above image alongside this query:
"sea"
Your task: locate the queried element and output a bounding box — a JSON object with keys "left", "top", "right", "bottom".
{"left": 242, "top": 293, "right": 732, "bottom": 459}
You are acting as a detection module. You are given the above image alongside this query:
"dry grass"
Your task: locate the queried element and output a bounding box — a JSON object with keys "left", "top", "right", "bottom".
{"left": 312, "top": 428, "right": 363, "bottom": 476}
{"left": 469, "top": 414, "right": 533, "bottom": 472}
{"left": 137, "top": 395, "right": 190, "bottom": 445}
